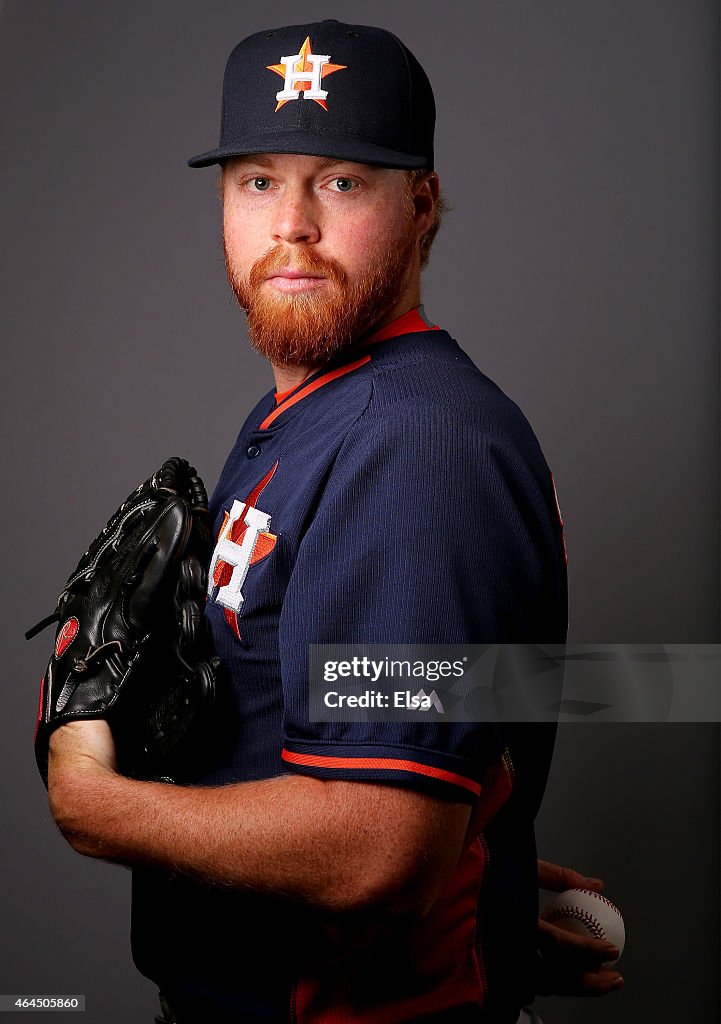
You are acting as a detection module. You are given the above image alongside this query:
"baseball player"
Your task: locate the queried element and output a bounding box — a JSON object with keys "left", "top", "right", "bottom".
{"left": 42, "top": 20, "right": 624, "bottom": 1024}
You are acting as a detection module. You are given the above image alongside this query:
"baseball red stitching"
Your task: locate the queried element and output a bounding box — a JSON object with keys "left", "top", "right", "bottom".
{"left": 545, "top": 905, "right": 606, "bottom": 940}
{"left": 585, "top": 891, "right": 619, "bottom": 913}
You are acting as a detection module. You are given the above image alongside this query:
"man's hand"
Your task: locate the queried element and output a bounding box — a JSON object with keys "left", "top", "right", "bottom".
{"left": 48, "top": 721, "right": 118, "bottom": 844}
{"left": 49, "top": 720, "right": 118, "bottom": 777}
{"left": 535, "top": 859, "right": 624, "bottom": 997}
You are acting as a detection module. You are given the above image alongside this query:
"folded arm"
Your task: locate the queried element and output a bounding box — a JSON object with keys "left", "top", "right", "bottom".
{"left": 48, "top": 720, "right": 471, "bottom": 917}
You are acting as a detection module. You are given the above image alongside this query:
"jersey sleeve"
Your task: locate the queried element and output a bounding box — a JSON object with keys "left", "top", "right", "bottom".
{"left": 278, "top": 398, "right": 567, "bottom": 804}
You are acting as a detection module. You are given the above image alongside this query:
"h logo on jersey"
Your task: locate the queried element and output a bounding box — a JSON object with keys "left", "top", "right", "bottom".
{"left": 267, "top": 36, "right": 347, "bottom": 112}
{"left": 208, "top": 462, "right": 278, "bottom": 639}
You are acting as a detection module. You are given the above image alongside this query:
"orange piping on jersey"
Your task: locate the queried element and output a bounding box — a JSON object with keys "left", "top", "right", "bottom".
{"left": 361, "top": 305, "right": 441, "bottom": 346}
{"left": 281, "top": 748, "right": 481, "bottom": 796}
{"left": 259, "top": 355, "right": 371, "bottom": 430}
{"left": 262, "top": 308, "right": 438, "bottom": 428}
{"left": 274, "top": 380, "right": 306, "bottom": 404}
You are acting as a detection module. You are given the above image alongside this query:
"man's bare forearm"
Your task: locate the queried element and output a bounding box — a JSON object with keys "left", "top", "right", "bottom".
{"left": 47, "top": 724, "right": 470, "bottom": 915}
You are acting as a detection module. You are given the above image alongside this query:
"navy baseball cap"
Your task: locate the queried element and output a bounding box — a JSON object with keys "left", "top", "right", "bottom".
{"left": 188, "top": 20, "right": 435, "bottom": 170}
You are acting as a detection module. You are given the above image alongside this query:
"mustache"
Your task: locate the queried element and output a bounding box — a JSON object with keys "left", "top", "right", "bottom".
{"left": 248, "top": 245, "right": 348, "bottom": 291}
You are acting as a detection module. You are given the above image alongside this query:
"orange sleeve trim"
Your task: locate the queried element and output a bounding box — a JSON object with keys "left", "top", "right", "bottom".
{"left": 259, "top": 355, "right": 371, "bottom": 430}
{"left": 281, "top": 748, "right": 481, "bottom": 796}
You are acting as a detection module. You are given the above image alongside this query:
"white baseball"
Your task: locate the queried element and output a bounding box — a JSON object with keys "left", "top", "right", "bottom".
{"left": 543, "top": 888, "right": 625, "bottom": 964}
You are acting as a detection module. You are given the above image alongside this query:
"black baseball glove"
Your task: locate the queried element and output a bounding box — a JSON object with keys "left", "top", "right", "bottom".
{"left": 27, "top": 457, "right": 221, "bottom": 786}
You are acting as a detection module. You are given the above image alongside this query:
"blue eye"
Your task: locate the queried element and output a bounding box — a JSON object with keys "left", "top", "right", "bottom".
{"left": 333, "top": 178, "right": 355, "bottom": 192}
{"left": 252, "top": 177, "right": 271, "bottom": 191}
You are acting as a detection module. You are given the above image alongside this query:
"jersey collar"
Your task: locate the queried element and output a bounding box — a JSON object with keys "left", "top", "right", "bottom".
{"left": 361, "top": 304, "right": 439, "bottom": 346}
{"left": 259, "top": 305, "right": 439, "bottom": 431}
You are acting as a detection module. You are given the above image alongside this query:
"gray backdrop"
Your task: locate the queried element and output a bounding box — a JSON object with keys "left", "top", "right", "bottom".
{"left": 1, "top": 2, "right": 718, "bottom": 1022}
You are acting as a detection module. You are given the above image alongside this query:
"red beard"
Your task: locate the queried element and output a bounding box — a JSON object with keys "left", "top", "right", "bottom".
{"left": 223, "top": 217, "right": 418, "bottom": 367}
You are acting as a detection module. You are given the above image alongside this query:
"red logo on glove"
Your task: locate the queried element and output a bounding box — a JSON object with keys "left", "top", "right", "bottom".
{"left": 55, "top": 616, "right": 79, "bottom": 658}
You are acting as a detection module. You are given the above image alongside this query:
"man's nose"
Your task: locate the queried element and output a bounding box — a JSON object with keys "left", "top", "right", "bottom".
{"left": 271, "top": 188, "right": 320, "bottom": 245}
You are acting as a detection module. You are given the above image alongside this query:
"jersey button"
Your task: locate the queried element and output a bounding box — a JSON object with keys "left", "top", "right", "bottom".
{"left": 246, "top": 445, "right": 261, "bottom": 459}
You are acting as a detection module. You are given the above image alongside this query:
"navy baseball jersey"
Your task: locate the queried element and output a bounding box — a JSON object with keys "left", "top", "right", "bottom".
{"left": 131, "top": 307, "right": 568, "bottom": 1023}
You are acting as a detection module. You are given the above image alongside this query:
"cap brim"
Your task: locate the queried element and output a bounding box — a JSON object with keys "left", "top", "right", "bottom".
{"left": 187, "top": 132, "right": 431, "bottom": 170}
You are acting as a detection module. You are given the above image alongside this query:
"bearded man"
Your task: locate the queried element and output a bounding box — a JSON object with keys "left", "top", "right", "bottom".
{"left": 46, "top": 21, "right": 623, "bottom": 1024}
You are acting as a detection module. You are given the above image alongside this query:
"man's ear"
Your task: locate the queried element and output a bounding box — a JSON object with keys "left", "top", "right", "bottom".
{"left": 413, "top": 173, "right": 440, "bottom": 232}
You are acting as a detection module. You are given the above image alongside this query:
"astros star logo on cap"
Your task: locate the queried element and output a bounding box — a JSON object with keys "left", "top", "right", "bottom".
{"left": 266, "top": 36, "right": 347, "bottom": 111}
{"left": 187, "top": 21, "right": 435, "bottom": 170}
